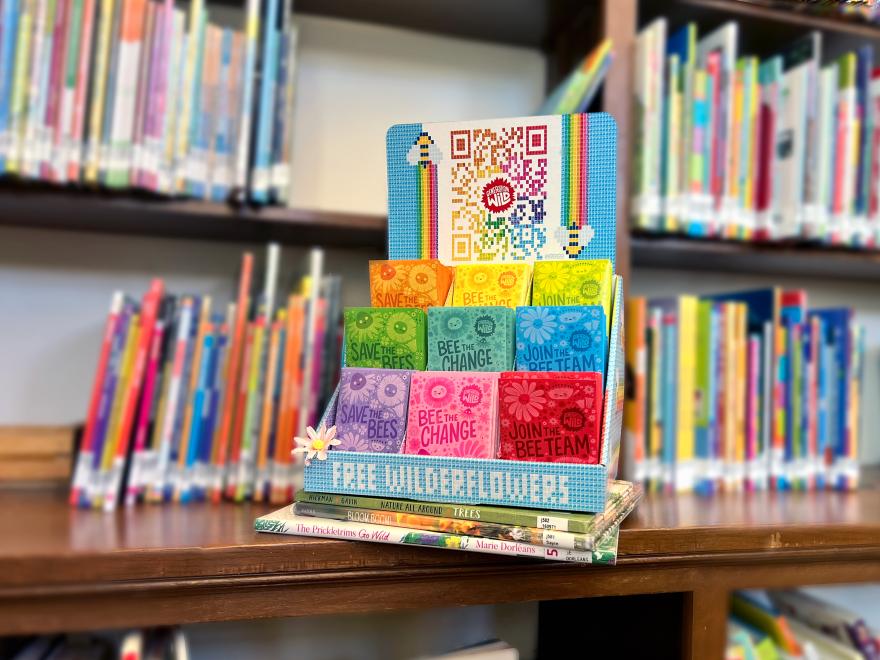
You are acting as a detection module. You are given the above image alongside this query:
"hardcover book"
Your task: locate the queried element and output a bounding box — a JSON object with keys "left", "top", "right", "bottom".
{"left": 295, "top": 479, "right": 636, "bottom": 535}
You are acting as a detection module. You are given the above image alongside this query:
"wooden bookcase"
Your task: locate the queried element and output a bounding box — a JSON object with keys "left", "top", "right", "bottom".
{"left": 3, "top": 1, "right": 880, "bottom": 658}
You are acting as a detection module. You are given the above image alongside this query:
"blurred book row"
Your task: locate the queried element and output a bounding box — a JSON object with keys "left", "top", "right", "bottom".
{"left": 0, "top": 0, "right": 297, "bottom": 204}
{"left": 633, "top": 18, "right": 880, "bottom": 248}
{"left": 730, "top": 589, "right": 880, "bottom": 659}
{"left": 624, "top": 288, "right": 865, "bottom": 494}
{"left": 3, "top": 627, "right": 189, "bottom": 660}
{"left": 70, "top": 245, "right": 342, "bottom": 511}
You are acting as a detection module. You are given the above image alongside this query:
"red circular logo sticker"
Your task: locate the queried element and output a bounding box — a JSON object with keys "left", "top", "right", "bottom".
{"left": 481, "top": 177, "right": 514, "bottom": 214}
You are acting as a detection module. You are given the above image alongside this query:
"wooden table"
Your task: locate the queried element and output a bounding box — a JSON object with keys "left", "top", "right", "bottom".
{"left": 1, "top": 482, "right": 878, "bottom": 658}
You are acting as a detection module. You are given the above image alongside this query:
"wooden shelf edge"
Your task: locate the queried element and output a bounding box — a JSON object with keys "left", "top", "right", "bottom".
{"left": 631, "top": 233, "right": 880, "bottom": 280}
{"left": 0, "top": 187, "right": 388, "bottom": 250}
{"left": 677, "top": 0, "right": 880, "bottom": 39}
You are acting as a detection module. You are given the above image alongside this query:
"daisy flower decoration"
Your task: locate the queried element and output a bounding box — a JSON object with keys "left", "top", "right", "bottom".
{"left": 293, "top": 424, "right": 340, "bottom": 465}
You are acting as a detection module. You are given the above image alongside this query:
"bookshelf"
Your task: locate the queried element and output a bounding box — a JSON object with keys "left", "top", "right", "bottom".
{"left": 3, "top": 0, "right": 880, "bottom": 657}
{"left": 1, "top": 474, "right": 878, "bottom": 658}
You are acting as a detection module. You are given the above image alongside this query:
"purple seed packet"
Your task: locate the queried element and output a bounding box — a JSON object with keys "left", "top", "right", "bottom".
{"left": 334, "top": 368, "right": 412, "bottom": 453}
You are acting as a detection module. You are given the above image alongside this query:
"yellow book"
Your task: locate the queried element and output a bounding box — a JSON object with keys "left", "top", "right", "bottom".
{"left": 94, "top": 313, "right": 141, "bottom": 507}
{"left": 175, "top": 297, "right": 211, "bottom": 500}
{"left": 532, "top": 260, "right": 612, "bottom": 332}
{"left": 675, "top": 296, "right": 698, "bottom": 492}
{"left": 451, "top": 263, "right": 531, "bottom": 309}
{"left": 235, "top": 319, "right": 266, "bottom": 502}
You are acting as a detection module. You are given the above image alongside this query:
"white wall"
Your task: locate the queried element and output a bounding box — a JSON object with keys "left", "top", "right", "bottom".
{"left": 632, "top": 268, "right": 880, "bottom": 465}
{"left": 0, "top": 16, "right": 545, "bottom": 425}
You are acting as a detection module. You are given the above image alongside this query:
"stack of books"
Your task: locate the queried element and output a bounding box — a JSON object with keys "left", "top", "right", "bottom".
{"left": 0, "top": 0, "right": 298, "bottom": 204}
{"left": 625, "top": 288, "right": 865, "bottom": 494}
{"left": 729, "top": 589, "right": 880, "bottom": 659}
{"left": 256, "top": 480, "right": 640, "bottom": 565}
{"left": 70, "top": 245, "right": 342, "bottom": 511}
{"left": 633, "top": 18, "right": 880, "bottom": 248}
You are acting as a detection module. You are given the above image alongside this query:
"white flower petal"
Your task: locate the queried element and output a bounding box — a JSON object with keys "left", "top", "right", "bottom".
{"left": 328, "top": 439, "right": 341, "bottom": 447}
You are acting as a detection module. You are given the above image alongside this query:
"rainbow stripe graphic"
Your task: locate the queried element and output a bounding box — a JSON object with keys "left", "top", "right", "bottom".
{"left": 413, "top": 132, "right": 439, "bottom": 258}
{"left": 561, "top": 114, "right": 589, "bottom": 258}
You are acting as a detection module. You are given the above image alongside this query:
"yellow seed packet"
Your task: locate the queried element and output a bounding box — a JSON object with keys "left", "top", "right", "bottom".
{"left": 531, "top": 260, "right": 613, "bottom": 331}
{"left": 451, "top": 263, "right": 532, "bottom": 309}
{"left": 369, "top": 260, "right": 455, "bottom": 311}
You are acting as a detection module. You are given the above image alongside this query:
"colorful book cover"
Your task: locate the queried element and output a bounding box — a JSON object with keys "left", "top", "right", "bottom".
{"left": 296, "top": 480, "right": 636, "bottom": 536}
{"left": 739, "top": 56, "right": 760, "bottom": 240}
{"left": 256, "top": 509, "right": 620, "bottom": 565}
{"left": 368, "top": 259, "right": 454, "bottom": 311}
{"left": 129, "top": 0, "right": 156, "bottom": 188}
{"left": 693, "top": 299, "right": 714, "bottom": 494}
{"left": 531, "top": 259, "right": 612, "bottom": 330}
{"left": 632, "top": 19, "right": 666, "bottom": 231}
{"left": 209, "top": 27, "right": 233, "bottom": 202}
{"left": 343, "top": 307, "right": 427, "bottom": 371}
{"left": 335, "top": 368, "right": 412, "bottom": 454}
{"left": 387, "top": 113, "right": 617, "bottom": 268}
{"left": 515, "top": 305, "right": 606, "bottom": 376}
{"left": 174, "top": 0, "right": 203, "bottom": 192}
{"left": 452, "top": 263, "right": 532, "bottom": 310}
{"left": 97, "top": 0, "right": 124, "bottom": 183}
{"left": 406, "top": 371, "right": 500, "bottom": 459}
{"left": 428, "top": 306, "right": 515, "bottom": 372}
{"left": 623, "top": 297, "right": 647, "bottom": 485}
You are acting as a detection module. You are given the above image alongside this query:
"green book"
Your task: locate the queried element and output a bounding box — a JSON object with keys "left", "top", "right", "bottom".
{"left": 295, "top": 480, "right": 637, "bottom": 536}
{"left": 344, "top": 307, "right": 427, "bottom": 370}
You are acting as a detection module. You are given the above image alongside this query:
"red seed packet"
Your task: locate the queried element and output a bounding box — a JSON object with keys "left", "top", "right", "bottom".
{"left": 497, "top": 372, "right": 602, "bottom": 464}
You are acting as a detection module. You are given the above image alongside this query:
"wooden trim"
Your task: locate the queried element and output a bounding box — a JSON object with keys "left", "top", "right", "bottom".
{"left": 0, "top": 426, "right": 74, "bottom": 483}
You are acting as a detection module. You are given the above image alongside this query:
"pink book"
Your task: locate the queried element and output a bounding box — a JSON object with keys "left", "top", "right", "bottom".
{"left": 404, "top": 371, "right": 500, "bottom": 459}
{"left": 43, "top": 0, "right": 71, "bottom": 181}
{"left": 125, "top": 312, "right": 167, "bottom": 506}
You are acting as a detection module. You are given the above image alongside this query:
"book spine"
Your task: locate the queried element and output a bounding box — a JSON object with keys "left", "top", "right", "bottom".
{"left": 7, "top": 0, "right": 34, "bottom": 174}
{"left": 224, "top": 321, "right": 255, "bottom": 499}
{"left": 179, "top": 327, "right": 214, "bottom": 502}
{"left": 130, "top": 0, "right": 156, "bottom": 189}
{"left": 22, "top": 0, "right": 51, "bottom": 177}
{"left": 186, "top": 17, "right": 212, "bottom": 198}
{"left": 274, "top": 21, "right": 298, "bottom": 205}
{"left": 84, "top": 302, "right": 132, "bottom": 507}
{"left": 254, "top": 317, "right": 282, "bottom": 502}
{"left": 125, "top": 314, "right": 166, "bottom": 506}
{"left": 150, "top": 297, "right": 193, "bottom": 501}
{"left": 66, "top": 0, "right": 95, "bottom": 180}
{"left": 623, "top": 298, "right": 647, "bottom": 486}
{"left": 294, "top": 490, "right": 617, "bottom": 536}
{"left": 94, "top": 309, "right": 140, "bottom": 508}
{"left": 103, "top": 279, "right": 163, "bottom": 510}
{"left": 140, "top": 0, "right": 171, "bottom": 191}
{"left": 210, "top": 27, "right": 232, "bottom": 202}
{"left": 250, "top": 0, "right": 279, "bottom": 204}
{"left": 96, "top": 0, "right": 123, "bottom": 184}
{"left": 0, "top": 0, "right": 21, "bottom": 171}
{"left": 198, "top": 322, "right": 227, "bottom": 499}
{"left": 211, "top": 252, "right": 253, "bottom": 502}
{"left": 70, "top": 291, "right": 123, "bottom": 506}
{"left": 233, "top": 0, "right": 260, "bottom": 200}
{"left": 294, "top": 502, "right": 597, "bottom": 551}
{"left": 158, "top": 8, "right": 183, "bottom": 193}
{"left": 175, "top": 296, "right": 211, "bottom": 500}
{"left": 175, "top": 0, "right": 204, "bottom": 194}
{"left": 55, "top": 0, "right": 83, "bottom": 182}
{"left": 258, "top": 513, "right": 614, "bottom": 565}
{"left": 270, "top": 294, "right": 303, "bottom": 504}
{"left": 106, "top": 0, "right": 146, "bottom": 189}
{"left": 234, "top": 316, "right": 265, "bottom": 501}
{"left": 83, "top": 0, "right": 113, "bottom": 182}
{"left": 42, "top": 0, "right": 70, "bottom": 181}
